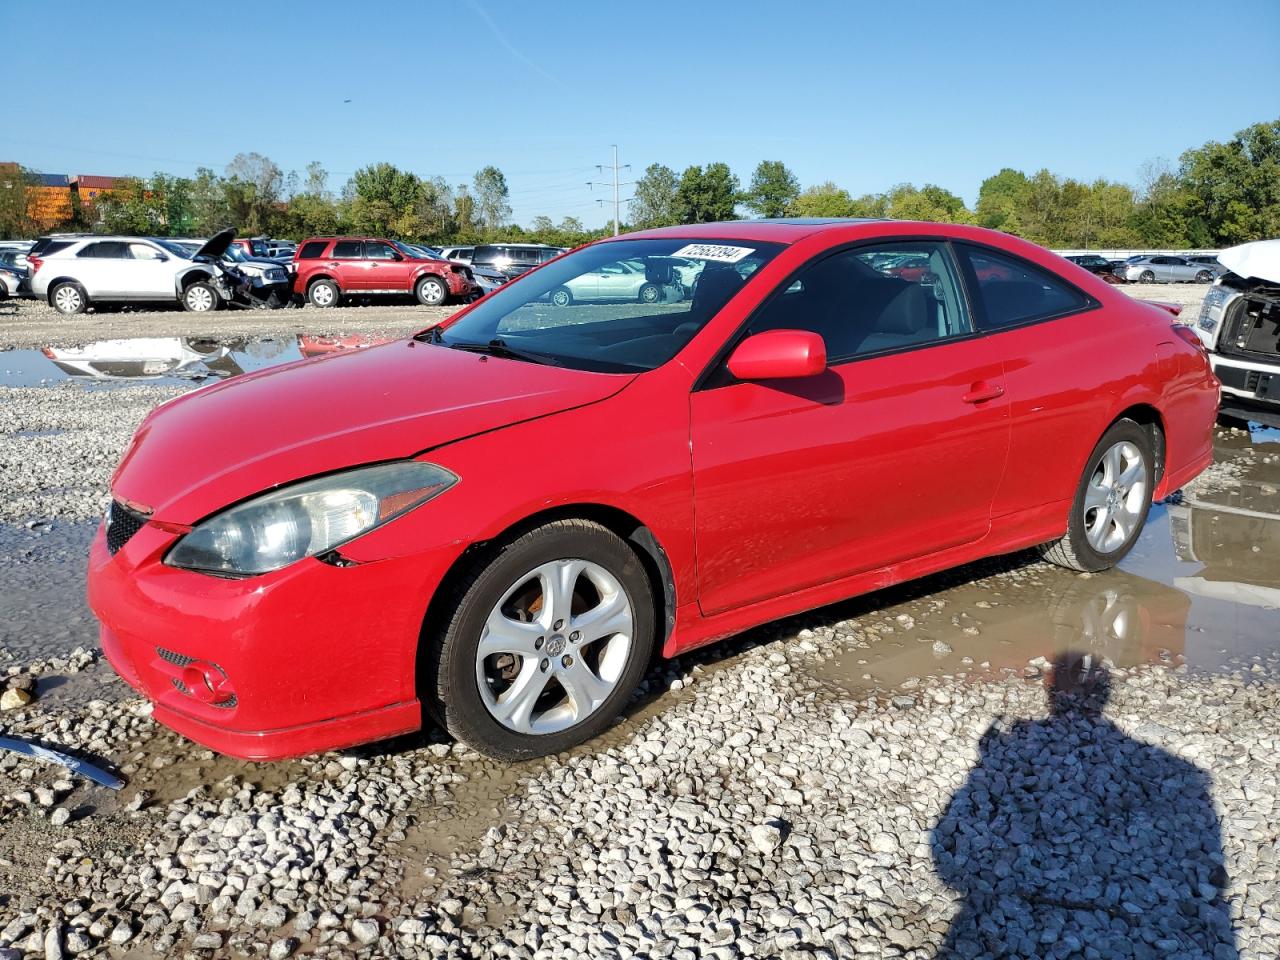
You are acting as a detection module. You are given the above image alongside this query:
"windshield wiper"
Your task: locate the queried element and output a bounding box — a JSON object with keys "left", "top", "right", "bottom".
{"left": 443, "top": 337, "right": 559, "bottom": 366}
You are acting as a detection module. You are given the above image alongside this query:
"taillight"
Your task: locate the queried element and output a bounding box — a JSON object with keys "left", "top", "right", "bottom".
{"left": 27, "top": 256, "right": 43, "bottom": 274}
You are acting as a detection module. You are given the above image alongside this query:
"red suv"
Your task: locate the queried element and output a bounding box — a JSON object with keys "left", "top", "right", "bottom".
{"left": 292, "top": 237, "right": 476, "bottom": 308}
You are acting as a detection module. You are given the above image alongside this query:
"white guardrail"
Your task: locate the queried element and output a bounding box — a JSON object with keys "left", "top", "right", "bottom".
{"left": 1052, "top": 249, "right": 1222, "bottom": 259}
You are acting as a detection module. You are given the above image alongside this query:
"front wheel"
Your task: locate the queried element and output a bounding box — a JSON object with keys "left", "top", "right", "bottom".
{"left": 1195, "top": 270, "right": 1212, "bottom": 283}
{"left": 416, "top": 275, "right": 448, "bottom": 306}
{"left": 426, "top": 519, "right": 656, "bottom": 760}
{"left": 1039, "top": 419, "right": 1154, "bottom": 572}
{"left": 182, "top": 281, "right": 220, "bottom": 313}
{"left": 1139, "top": 270, "right": 1155, "bottom": 283}
{"left": 638, "top": 282, "right": 661, "bottom": 304}
{"left": 550, "top": 286, "right": 572, "bottom": 307}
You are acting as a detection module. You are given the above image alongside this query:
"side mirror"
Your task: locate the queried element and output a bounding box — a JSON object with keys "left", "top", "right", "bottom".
{"left": 727, "top": 329, "right": 827, "bottom": 381}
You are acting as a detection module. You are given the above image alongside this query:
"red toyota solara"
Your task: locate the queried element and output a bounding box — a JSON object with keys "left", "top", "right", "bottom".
{"left": 88, "top": 219, "right": 1219, "bottom": 761}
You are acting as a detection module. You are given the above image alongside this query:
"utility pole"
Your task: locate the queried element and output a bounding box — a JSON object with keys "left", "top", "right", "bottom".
{"left": 587, "top": 145, "right": 633, "bottom": 236}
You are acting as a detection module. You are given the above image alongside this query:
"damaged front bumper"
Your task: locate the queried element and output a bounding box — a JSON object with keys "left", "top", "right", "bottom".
{"left": 1197, "top": 274, "right": 1280, "bottom": 410}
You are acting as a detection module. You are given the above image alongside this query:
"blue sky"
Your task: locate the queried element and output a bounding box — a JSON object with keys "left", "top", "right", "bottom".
{"left": 2, "top": 0, "right": 1277, "bottom": 229}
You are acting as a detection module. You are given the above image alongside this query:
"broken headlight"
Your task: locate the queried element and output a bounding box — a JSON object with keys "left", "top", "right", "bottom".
{"left": 1198, "top": 285, "right": 1229, "bottom": 333}
{"left": 166, "top": 461, "right": 457, "bottom": 576}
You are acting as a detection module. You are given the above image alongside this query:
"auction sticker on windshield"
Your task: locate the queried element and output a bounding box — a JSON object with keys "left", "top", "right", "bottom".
{"left": 671, "top": 243, "right": 755, "bottom": 263}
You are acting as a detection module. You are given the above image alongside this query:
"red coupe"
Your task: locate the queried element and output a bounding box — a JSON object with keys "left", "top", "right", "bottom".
{"left": 88, "top": 219, "right": 1219, "bottom": 760}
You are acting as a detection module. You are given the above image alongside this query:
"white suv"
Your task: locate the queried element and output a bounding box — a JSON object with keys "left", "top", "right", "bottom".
{"left": 30, "top": 230, "right": 236, "bottom": 315}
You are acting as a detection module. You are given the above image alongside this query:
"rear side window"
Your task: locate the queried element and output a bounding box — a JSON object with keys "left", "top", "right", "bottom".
{"left": 332, "top": 241, "right": 362, "bottom": 258}
{"left": 77, "top": 241, "right": 129, "bottom": 259}
{"left": 958, "top": 245, "right": 1090, "bottom": 331}
{"left": 297, "top": 241, "right": 328, "bottom": 259}
{"left": 36, "top": 239, "right": 74, "bottom": 257}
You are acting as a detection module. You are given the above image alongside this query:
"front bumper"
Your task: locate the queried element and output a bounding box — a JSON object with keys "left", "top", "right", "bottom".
{"left": 88, "top": 518, "right": 457, "bottom": 760}
{"left": 1209, "top": 353, "right": 1280, "bottom": 408}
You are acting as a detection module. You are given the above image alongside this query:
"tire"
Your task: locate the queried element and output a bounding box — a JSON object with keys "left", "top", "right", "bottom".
{"left": 1139, "top": 270, "right": 1155, "bottom": 283}
{"left": 550, "top": 286, "right": 572, "bottom": 307}
{"left": 1039, "top": 419, "right": 1155, "bottom": 573}
{"left": 416, "top": 275, "right": 449, "bottom": 307}
{"left": 182, "top": 281, "right": 220, "bottom": 313}
{"left": 638, "top": 282, "right": 661, "bottom": 304}
{"left": 1195, "top": 270, "right": 1212, "bottom": 283}
{"left": 425, "top": 519, "right": 656, "bottom": 761}
{"left": 50, "top": 282, "right": 87, "bottom": 315}
{"left": 308, "top": 279, "right": 340, "bottom": 308}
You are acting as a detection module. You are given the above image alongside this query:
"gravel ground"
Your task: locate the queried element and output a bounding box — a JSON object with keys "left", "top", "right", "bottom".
{"left": 2, "top": 279, "right": 1278, "bottom": 959}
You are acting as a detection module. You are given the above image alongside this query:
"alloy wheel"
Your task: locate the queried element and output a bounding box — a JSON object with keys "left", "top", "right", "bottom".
{"left": 1082, "top": 441, "right": 1148, "bottom": 553}
{"left": 476, "top": 558, "right": 634, "bottom": 734}
{"left": 311, "top": 284, "right": 335, "bottom": 307}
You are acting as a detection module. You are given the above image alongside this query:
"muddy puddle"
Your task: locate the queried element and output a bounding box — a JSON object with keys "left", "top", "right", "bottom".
{"left": 0, "top": 333, "right": 390, "bottom": 388}
{"left": 799, "top": 421, "right": 1280, "bottom": 697}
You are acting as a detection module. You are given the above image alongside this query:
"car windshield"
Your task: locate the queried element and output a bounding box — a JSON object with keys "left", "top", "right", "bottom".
{"left": 394, "top": 241, "right": 438, "bottom": 260}
{"left": 148, "top": 239, "right": 191, "bottom": 258}
{"left": 434, "top": 237, "right": 783, "bottom": 373}
{"left": 222, "top": 245, "right": 251, "bottom": 262}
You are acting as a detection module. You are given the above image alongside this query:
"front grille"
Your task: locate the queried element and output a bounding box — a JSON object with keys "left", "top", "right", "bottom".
{"left": 105, "top": 501, "right": 147, "bottom": 556}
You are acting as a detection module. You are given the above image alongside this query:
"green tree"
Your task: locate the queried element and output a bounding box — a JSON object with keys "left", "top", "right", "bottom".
{"left": 224, "top": 152, "right": 284, "bottom": 234}
{"left": 1177, "top": 119, "right": 1280, "bottom": 245}
{"left": 344, "top": 163, "right": 424, "bottom": 237}
{"left": 630, "top": 163, "right": 680, "bottom": 228}
{"left": 473, "top": 166, "right": 511, "bottom": 230}
{"left": 744, "top": 160, "right": 800, "bottom": 218}
{"left": 285, "top": 161, "right": 339, "bottom": 238}
{"left": 189, "top": 167, "right": 231, "bottom": 237}
{"left": 675, "top": 163, "right": 739, "bottom": 223}
{"left": 96, "top": 177, "right": 165, "bottom": 234}
{"left": 975, "top": 168, "right": 1030, "bottom": 233}
{"left": 0, "top": 165, "right": 36, "bottom": 239}
{"left": 786, "top": 181, "right": 856, "bottom": 217}
{"left": 885, "top": 183, "right": 971, "bottom": 224}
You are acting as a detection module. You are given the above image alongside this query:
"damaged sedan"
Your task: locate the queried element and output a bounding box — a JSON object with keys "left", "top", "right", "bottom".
{"left": 1195, "top": 239, "right": 1280, "bottom": 426}
{"left": 88, "top": 219, "right": 1219, "bottom": 762}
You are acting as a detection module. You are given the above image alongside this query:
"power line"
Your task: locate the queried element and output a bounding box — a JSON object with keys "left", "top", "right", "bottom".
{"left": 587, "top": 145, "right": 634, "bottom": 237}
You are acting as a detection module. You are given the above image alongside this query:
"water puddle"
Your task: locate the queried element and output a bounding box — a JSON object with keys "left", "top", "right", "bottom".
{"left": 801, "top": 422, "right": 1280, "bottom": 697}
{"left": 0, "top": 334, "right": 391, "bottom": 388}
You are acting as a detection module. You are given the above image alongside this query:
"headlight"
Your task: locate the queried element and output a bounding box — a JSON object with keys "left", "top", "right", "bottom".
{"left": 1197, "top": 285, "right": 1228, "bottom": 333}
{"left": 166, "top": 461, "right": 456, "bottom": 576}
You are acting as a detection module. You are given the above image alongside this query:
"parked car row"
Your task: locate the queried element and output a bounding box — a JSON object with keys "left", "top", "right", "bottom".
{"left": 1064, "top": 252, "right": 1225, "bottom": 284}
{"left": 19, "top": 232, "right": 565, "bottom": 314}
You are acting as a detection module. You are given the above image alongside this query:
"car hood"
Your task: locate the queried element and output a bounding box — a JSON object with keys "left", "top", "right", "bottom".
{"left": 1218, "top": 240, "right": 1280, "bottom": 285}
{"left": 111, "top": 340, "right": 635, "bottom": 523}
{"left": 193, "top": 228, "right": 235, "bottom": 261}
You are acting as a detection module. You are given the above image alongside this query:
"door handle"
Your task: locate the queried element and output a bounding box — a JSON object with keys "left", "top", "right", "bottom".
{"left": 963, "top": 381, "right": 1005, "bottom": 404}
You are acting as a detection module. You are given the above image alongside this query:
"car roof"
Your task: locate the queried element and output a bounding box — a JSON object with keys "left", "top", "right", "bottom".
{"left": 616, "top": 217, "right": 890, "bottom": 245}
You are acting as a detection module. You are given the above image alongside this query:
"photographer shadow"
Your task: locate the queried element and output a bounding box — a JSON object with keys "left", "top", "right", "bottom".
{"left": 931, "top": 653, "right": 1238, "bottom": 959}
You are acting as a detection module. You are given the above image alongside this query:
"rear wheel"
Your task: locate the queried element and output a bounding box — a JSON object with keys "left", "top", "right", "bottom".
{"left": 50, "top": 282, "right": 87, "bottom": 315}
{"left": 550, "top": 286, "right": 572, "bottom": 307}
{"left": 308, "top": 279, "right": 339, "bottom": 308}
{"left": 1039, "top": 419, "right": 1154, "bottom": 573}
{"left": 416, "top": 275, "right": 448, "bottom": 306}
{"left": 425, "top": 519, "right": 656, "bottom": 760}
{"left": 182, "top": 281, "right": 220, "bottom": 313}
{"left": 638, "top": 282, "right": 661, "bottom": 304}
